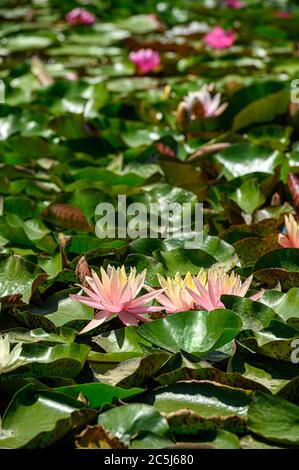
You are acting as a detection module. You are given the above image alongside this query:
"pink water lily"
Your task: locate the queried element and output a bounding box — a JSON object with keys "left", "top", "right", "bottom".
{"left": 204, "top": 27, "right": 235, "bottom": 49}
{"left": 71, "top": 266, "right": 163, "bottom": 334}
{"left": 224, "top": 0, "right": 244, "bottom": 9}
{"left": 275, "top": 11, "right": 291, "bottom": 19}
{"left": 278, "top": 214, "right": 299, "bottom": 248}
{"left": 187, "top": 268, "right": 262, "bottom": 311}
{"left": 182, "top": 84, "right": 228, "bottom": 119}
{"left": 129, "top": 48, "right": 160, "bottom": 74}
{"left": 66, "top": 8, "right": 96, "bottom": 25}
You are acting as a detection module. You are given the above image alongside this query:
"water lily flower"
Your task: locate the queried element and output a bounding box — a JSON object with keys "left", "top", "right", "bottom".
{"left": 204, "top": 27, "right": 235, "bottom": 49}
{"left": 0, "top": 335, "right": 23, "bottom": 374}
{"left": 153, "top": 270, "right": 207, "bottom": 313}
{"left": 65, "top": 72, "right": 78, "bottom": 81}
{"left": 187, "top": 268, "right": 262, "bottom": 311}
{"left": 129, "top": 49, "right": 160, "bottom": 74}
{"left": 275, "top": 11, "right": 291, "bottom": 19}
{"left": 71, "top": 266, "right": 163, "bottom": 333}
{"left": 278, "top": 214, "right": 299, "bottom": 248}
{"left": 224, "top": 0, "right": 244, "bottom": 9}
{"left": 66, "top": 8, "right": 96, "bottom": 26}
{"left": 178, "top": 85, "right": 228, "bottom": 124}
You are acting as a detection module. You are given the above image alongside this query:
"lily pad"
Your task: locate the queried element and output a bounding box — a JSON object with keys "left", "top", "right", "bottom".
{"left": 138, "top": 309, "right": 242, "bottom": 356}
{"left": 0, "top": 384, "right": 95, "bottom": 449}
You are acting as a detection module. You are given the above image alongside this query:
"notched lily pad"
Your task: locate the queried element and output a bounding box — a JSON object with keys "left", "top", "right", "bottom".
{"left": 253, "top": 248, "right": 299, "bottom": 288}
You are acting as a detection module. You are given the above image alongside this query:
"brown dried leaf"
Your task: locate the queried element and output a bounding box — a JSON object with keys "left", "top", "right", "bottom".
{"left": 75, "top": 256, "right": 92, "bottom": 288}
{"left": 58, "top": 233, "right": 71, "bottom": 268}
{"left": 176, "top": 102, "right": 190, "bottom": 131}
{"left": 75, "top": 425, "right": 128, "bottom": 449}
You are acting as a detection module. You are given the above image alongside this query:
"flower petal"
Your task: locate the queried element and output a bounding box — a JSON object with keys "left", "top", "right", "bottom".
{"left": 118, "top": 311, "right": 139, "bottom": 326}
{"left": 79, "top": 310, "right": 111, "bottom": 335}
{"left": 70, "top": 294, "right": 102, "bottom": 309}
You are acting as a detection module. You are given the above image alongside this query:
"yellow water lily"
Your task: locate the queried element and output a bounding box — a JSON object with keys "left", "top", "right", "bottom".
{"left": 153, "top": 270, "right": 207, "bottom": 313}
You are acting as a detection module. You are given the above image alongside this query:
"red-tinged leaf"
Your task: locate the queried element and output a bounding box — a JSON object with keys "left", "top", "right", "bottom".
{"left": 288, "top": 173, "right": 299, "bottom": 212}
{"left": 188, "top": 143, "right": 231, "bottom": 162}
{"left": 42, "top": 204, "right": 93, "bottom": 232}
{"left": 155, "top": 142, "right": 175, "bottom": 158}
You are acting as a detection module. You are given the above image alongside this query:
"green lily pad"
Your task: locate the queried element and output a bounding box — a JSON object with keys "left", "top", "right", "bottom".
{"left": 248, "top": 391, "right": 299, "bottom": 446}
{"left": 97, "top": 403, "right": 171, "bottom": 448}
{"left": 0, "top": 255, "right": 47, "bottom": 303}
{"left": 0, "top": 384, "right": 94, "bottom": 449}
{"left": 55, "top": 382, "right": 144, "bottom": 408}
{"left": 143, "top": 381, "right": 251, "bottom": 434}
{"left": 213, "top": 144, "right": 283, "bottom": 181}
{"left": 94, "top": 352, "right": 170, "bottom": 388}
{"left": 5, "top": 342, "right": 90, "bottom": 379}
{"left": 138, "top": 309, "right": 242, "bottom": 356}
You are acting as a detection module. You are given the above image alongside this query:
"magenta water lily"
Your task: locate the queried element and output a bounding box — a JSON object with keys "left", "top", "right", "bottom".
{"left": 204, "top": 27, "right": 235, "bottom": 49}
{"left": 223, "top": 0, "right": 244, "bottom": 9}
{"left": 129, "top": 48, "right": 161, "bottom": 74}
{"left": 66, "top": 8, "right": 96, "bottom": 25}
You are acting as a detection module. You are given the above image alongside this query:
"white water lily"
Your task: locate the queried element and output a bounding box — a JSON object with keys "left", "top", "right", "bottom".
{"left": 183, "top": 85, "right": 228, "bottom": 118}
{"left": 0, "top": 335, "right": 23, "bottom": 374}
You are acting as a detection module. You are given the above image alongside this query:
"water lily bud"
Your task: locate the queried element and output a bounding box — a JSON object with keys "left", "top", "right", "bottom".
{"left": 271, "top": 192, "right": 281, "bottom": 207}
{"left": 176, "top": 102, "right": 190, "bottom": 130}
